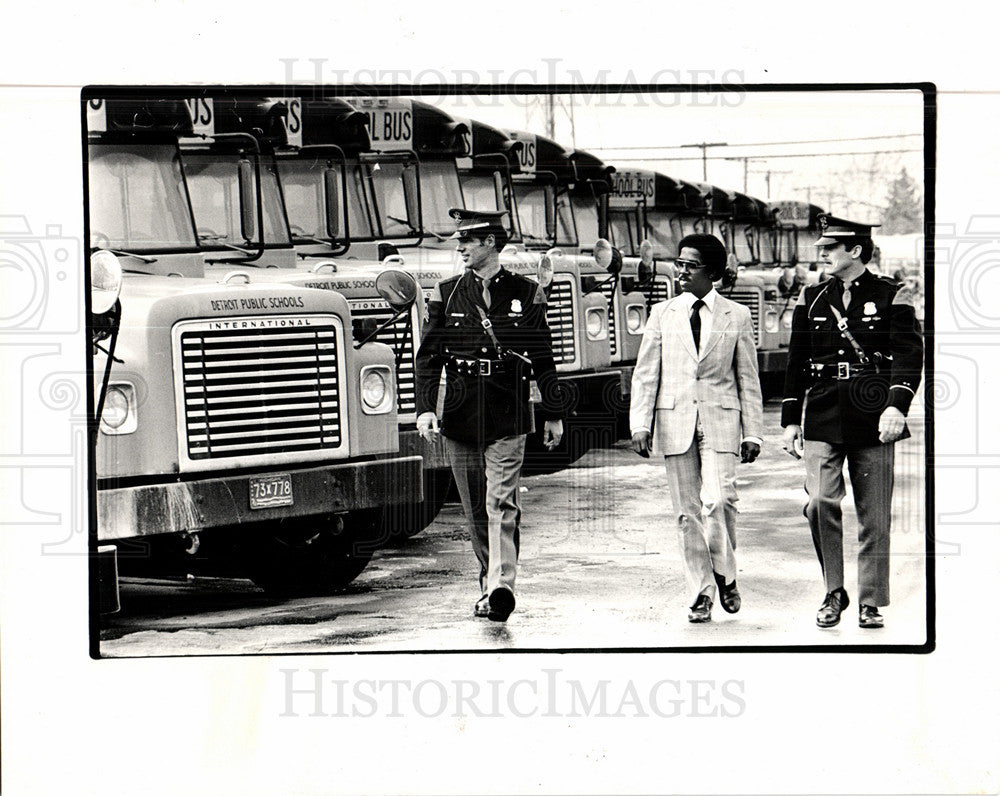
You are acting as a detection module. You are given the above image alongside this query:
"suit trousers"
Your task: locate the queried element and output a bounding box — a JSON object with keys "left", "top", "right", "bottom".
{"left": 445, "top": 434, "right": 526, "bottom": 596}
{"left": 803, "top": 440, "right": 894, "bottom": 607}
{"left": 663, "top": 426, "right": 739, "bottom": 603}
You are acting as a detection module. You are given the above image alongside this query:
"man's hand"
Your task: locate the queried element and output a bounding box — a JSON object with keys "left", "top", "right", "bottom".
{"left": 878, "top": 406, "right": 906, "bottom": 444}
{"left": 542, "top": 419, "right": 563, "bottom": 450}
{"left": 782, "top": 424, "right": 803, "bottom": 459}
{"left": 740, "top": 441, "right": 761, "bottom": 463}
{"left": 631, "top": 430, "right": 651, "bottom": 458}
{"left": 416, "top": 412, "right": 439, "bottom": 442}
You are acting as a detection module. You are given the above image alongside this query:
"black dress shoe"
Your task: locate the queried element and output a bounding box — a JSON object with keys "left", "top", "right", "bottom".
{"left": 688, "top": 594, "right": 712, "bottom": 623}
{"left": 487, "top": 587, "right": 515, "bottom": 622}
{"left": 714, "top": 572, "right": 741, "bottom": 614}
{"left": 816, "top": 587, "right": 850, "bottom": 628}
{"left": 473, "top": 594, "right": 490, "bottom": 618}
{"left": 859, "top": 604, "right": 884, "bottom": 628}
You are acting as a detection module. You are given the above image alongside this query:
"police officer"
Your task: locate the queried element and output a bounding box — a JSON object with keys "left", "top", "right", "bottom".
{"left": 780, "top": 215, "right": 923, "bottom": 629}
{"left": 415, "top": 208, "right": 563, "bottom": 622}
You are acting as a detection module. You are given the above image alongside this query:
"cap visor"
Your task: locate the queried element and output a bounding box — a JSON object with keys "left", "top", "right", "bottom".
{"left": 813, "top": 235, "right": 839, "bottom": 246}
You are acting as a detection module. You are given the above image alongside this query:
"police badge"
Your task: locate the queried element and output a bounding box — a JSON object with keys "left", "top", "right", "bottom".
{"left": 863, "top": 301, "right": 877, "bottom": 316}
{"left": 510, "top": 299, "right": 522, "bottom": 313}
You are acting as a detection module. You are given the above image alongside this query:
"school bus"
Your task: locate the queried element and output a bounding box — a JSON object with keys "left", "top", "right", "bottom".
{"left": 172, "top": 94, "right": 451, "bottom": 539}
{"left": 86, "top": 95, "right": 422, "bottom": 605}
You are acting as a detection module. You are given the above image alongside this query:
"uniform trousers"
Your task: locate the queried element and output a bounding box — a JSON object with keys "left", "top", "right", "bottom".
{"left": 445, "top": 434, "right": 526, "bottom": 596}
{"left": 663, "top": 425, "right": 739, "bottom": 602}
{"left": 803, "top": 440, "right": 894, "bottom": 607}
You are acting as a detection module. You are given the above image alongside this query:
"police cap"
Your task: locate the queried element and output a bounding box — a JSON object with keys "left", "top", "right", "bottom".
{"left": 814, "top": 214, "right": 880, "bottom": 246}
{"left": 448, "top": 208, "right": 509, "bottom": 241}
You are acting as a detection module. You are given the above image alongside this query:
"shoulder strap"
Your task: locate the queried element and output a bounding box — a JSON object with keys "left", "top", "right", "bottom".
{"left": 474, "top": 303, "right": 505, "bottom": 358}
{"left": 826, "top": 301, "right": 870, "bottom": 365}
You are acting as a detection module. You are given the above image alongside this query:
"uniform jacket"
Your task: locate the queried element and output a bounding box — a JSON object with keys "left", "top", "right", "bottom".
{"left": 629, "top": 292, "right": 764, "bottom": 456}
{"left": 780, "top": 268, "right": 924, "bottom": 447}
{"left": 415, "top": 267, "right": 561, "bottom": 444}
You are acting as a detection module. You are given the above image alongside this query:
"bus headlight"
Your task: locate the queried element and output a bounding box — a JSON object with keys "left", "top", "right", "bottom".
{"left": 585, "top": 307, "right": 607, "bottom": 341}
{"left": 101, "top": 383, "right": 137, "bottom": 434}
{"left": 781, "top": 309, "right": 794, "bottom": 329}
{"left": 626, "top": 304, "right": 644, "bottom": 334}
{"left": 764, "top": 309, "right": 779, "bottom": 333}
{"left": 360, "top": 366, "right": 392, "bottom": 414}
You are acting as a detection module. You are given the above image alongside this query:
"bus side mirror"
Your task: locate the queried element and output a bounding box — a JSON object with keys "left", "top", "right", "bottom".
{"left": 493, "top": 171, "right": 506, "bottom": 212}
{"left": 91, "top": 250, "right": 123, "bottom": 316}
{"left": 375, "top": 268, "right": 418, "bottom": 312}
{"left": 637, "top": 239, "right": 654, "bottom": 283}
{"left": 402, "top": 163, "right": 420, "bottom": 231}
{"left": 593, "top": 238, "right": 622, "bottom": 275}
{"left": 324, "top": 167, "right": 340, "bottom": 239}
{"left": 536, "top": 252, "right": 554, "bottom": 289}
{"left": 238, "top": 158, "right": 256, "bottom": 242}
{"left": 545, "top": 189, "right": 557, "bottom": 240}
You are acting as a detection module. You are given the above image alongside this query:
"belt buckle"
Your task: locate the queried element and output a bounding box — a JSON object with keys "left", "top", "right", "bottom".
{"left": 479, "top": 359, "right": 491, "bottom": 376}
{"left": 836, "top": 362, "right": 850, "bottom": 380}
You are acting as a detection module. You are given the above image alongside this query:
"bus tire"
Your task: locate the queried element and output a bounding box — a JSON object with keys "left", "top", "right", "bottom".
{"left": 241, "top": 511, "right": 381, "bottom": 596}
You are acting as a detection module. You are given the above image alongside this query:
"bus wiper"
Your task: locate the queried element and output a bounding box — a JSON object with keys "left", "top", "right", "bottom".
{"left": 96, "top": 248, "right": 158, "bottom": 264}
{"left": 386, "top": 215, "right": 420, "bottom": 235}
{"left": 199, "top": 234, "right": 256, "bottom": 256}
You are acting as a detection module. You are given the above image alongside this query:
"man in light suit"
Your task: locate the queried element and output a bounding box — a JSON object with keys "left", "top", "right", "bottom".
{"left": 630, "top": 234, "right": 764, "bottom": 623}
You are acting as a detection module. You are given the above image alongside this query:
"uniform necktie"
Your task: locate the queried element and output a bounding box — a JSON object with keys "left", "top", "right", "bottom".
{"left": 479, "top": 275, "right": 492, "bottom": 308}
{"left": 690, "top": 298, "right": 704, "bottom": 353}
{"left": 840, "top": 279, "right": 852, "bottom": 310}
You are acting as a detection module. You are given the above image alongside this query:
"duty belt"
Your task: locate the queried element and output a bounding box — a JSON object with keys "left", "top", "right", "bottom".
{"left": 446, "top": 356, "right": 512, "bottom": 377}
{"left": 810, "top": 361, "right": 873, "bottom": 381}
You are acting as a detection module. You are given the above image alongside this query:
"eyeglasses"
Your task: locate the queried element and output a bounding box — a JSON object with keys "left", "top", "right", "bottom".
{"left": 674, "top": 258, "right": 709, "bottom": 271}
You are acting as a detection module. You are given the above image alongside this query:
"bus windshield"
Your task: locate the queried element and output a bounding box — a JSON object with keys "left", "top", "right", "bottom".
{"left": 646, "top": 211, "right": 683, "bottom": 259}
{"left": 278, "top": 157, "right": 375, "bottom": 240}
{"left": 608, "top": 211, "right": 637, "bottom": 255}
{"left": 733, "top": 225, "right": 756, "bottom": 265}
{"left": 418, "top": 161, "right": 465, "bottom": 237}
{"left": 513, "top": 183, "right": 578, "bottom": 248}
{"left": 460, "top": 173, "right": 521, "bottom": 241}
{"left": 88, "top": 144, "right": 197, "bottom": 251}
{"left": 571, "top": 195, "right": 599, "bottom": 248}
{"left": 182, "top": 151, "right": 290, "bottom": 247}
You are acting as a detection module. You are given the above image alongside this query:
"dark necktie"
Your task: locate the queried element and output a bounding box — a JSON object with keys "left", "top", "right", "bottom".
{"left": 690, "top": 298, "right": 704, "bottom": 353}
{"left": 476, "top": 275, "right": 491, "bottom": 308}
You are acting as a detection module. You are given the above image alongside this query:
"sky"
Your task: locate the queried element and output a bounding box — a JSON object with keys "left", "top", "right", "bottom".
{"left": 432, "top": 88, "right": 926, "bottom": 221}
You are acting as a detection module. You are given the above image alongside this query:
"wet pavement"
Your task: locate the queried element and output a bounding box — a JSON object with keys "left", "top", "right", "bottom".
{"left": 100, "top": 399, "right": 928, "bottom": 655}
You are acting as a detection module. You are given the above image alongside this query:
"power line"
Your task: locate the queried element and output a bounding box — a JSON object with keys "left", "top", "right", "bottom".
{"left": 587, "top": 133, "right": 923, "bottom": 151}
{"left": 610, "top": 148, "right": 923, "bottom": 163}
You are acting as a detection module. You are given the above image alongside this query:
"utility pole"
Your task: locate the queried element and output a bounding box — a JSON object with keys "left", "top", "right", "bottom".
{"left": 683, "top": 141, "right": 728, "bottom": 181}
{"left": 749, "top": 168, "right": 791, "bottom": 199}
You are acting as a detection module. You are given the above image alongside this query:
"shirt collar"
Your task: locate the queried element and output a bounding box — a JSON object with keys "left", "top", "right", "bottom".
{"left": 471, "top": 262, "right": 502, "bottom": 282}
{"left": 681, "top": 288, "right": 718, "bottom": 311}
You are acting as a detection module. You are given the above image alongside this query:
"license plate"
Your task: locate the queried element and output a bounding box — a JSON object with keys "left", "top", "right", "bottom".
{"left": 249, "top": 473, "right": 293, "bottom": 509}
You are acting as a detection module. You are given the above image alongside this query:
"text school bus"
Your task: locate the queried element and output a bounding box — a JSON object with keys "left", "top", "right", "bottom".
{"left": 86, "top": 95, "right": 421, "bottom": 608}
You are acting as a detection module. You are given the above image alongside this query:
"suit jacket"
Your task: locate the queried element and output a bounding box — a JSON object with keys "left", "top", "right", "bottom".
{"left": 415, "top": 267, "right": 561, "bottom": 445}
{"left": 629, "top": 292, "right": 764, "bottom": 456}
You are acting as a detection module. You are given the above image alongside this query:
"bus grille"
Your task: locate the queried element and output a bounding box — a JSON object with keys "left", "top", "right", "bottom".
{"left": 349, "top": 300, "right": 416, "bottom": 416}
{"left": 546, "top": 280, "right": 577, "bottom": 365}
{"left": 722, "top": 287, "right": 762, "bottom": 345}
{"left": 645, "top": 276, "right": 672, "bottom": 312}
{"left": 597, "top": 282, "right": 618, "bottom": 356}
{"left": 179, "top": 322, "right": 343, "bottom": 459}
